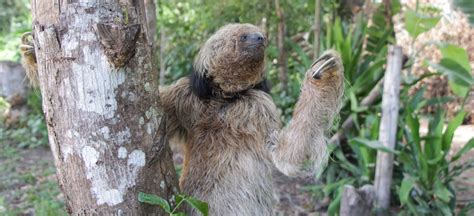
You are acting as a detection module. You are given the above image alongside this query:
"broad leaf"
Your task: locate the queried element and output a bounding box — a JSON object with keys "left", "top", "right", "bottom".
{"left": 351, "top": 138, "right": 399, "bottom": 154}
{"left": 404, "top": 9, "right": 441, "bottom": 38}
{"left": 400, "top": 176, "right": 416, "bottom": 204}
{"left": 427, "top": 58, "right": 473, "bottom": 98}
{"left": 138, "top": 192, "right": 171, "bottom": 213}
{"left": 439, "top": 44, "right": 471, "bottom": 72}
{"left": 434, "top": 180, "right": 453, "bottom": 203}
{"left": 442, "top": 111, "right": 466, "bottom": 152}
{"left": 182, "top": 196, "right": 209, "bottom": 216}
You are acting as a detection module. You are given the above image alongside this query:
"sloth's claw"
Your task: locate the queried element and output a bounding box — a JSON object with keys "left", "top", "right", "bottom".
{"left": 311, "top": 54, "right": 337, "bottom": 79}
{"left": 19, "top": 44, "right": 35, "bottom": 56}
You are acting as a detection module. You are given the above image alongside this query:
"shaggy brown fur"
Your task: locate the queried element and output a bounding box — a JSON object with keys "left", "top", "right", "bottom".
{"left": 160, "top": 23, "right": 344, "bottom": 215}
{"left": 19, "top": 32, "right": 39, "bottom": 87}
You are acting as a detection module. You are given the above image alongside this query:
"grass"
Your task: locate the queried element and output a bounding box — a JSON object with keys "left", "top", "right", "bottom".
{"left": 0, "top": 116, "right": 66, "bottom": 215}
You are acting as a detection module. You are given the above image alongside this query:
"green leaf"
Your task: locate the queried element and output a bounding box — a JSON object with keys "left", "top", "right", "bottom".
{"left": 434, "top": 180, "right": 453, "bottom": 203}
{"left": 429, "top": 59, "right": 473, "bottom": 85}
{"left": 138, "top": 192, "right": 171, "bottom": 213}
{"left": 400, "top": 176, "right": 416, "bottom": 204}
{"left": 182, "top": 195, "right": 209, "bottom": 216}
{"left": 442, "top": 111, "right": 466, "bottom": 152}
{"left": 408, "top": 86, "right": 426, "bottom": 111}
{"left": 327, "top": 186, "right": 343, "bottom": 216}
{"left": 439, "top": 44, "right": 471, "bottom": 72}
{"left": 452, "top": 138, "right": 474, "bottom": 162}
{"left": 448, "top": 80, "right": 470, "bottom": 98}
{"left": 428, "top": 44, "right": 473, "bottom": 97}
{"left": 404, "top": 9, "right": 441, "bottom": 38}
{"left": 350, "top": 138, "right": 400, "bottom": 154}
{"left": 171, "top": 213, "right": 186, "bottom": 216}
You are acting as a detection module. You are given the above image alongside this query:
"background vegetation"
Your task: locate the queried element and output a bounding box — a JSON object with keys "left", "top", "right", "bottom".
{"left": 1, "top": 0, "right": 473, "bottom": 215}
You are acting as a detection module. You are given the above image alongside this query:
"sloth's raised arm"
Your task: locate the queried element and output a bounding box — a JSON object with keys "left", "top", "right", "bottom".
{"left": 269, "top": 51, "right": 344, "bottom": 177}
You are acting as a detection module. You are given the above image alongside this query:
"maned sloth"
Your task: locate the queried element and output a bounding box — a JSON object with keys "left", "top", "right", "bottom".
{"left": 20, "top": 23, "right": 344, "bottom": 215}
{"left": 160, "top": 23, "right": 344, "bottom": 215}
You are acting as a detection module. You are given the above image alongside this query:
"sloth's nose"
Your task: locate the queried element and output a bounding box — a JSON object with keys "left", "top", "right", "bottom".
{"left": 248, "top": 32, "right": 265, "bottom": 44}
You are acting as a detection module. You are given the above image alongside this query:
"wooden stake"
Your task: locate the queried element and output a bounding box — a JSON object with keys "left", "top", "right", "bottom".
{"left": 374, "top": 45, "right": 403, "bottom": 211}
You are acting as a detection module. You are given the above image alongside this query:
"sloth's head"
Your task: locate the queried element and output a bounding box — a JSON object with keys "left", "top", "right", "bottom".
{"left": 192, "top": 24, "right": 268, "bottom": 98}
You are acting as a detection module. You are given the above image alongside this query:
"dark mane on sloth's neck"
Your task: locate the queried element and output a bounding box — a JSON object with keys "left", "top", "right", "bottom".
{"left": 189, "top": 69, "right": 270, "bottom": 101}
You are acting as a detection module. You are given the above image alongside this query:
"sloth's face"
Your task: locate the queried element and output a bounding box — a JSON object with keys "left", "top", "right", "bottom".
{"left": 195, "top": 24, "right": 268, "bottom": 93}
{"left": 235, "top": 30, "right": 267, "bottom": 62}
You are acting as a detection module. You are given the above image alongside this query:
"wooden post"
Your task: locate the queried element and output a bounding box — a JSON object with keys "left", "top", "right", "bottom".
{"left": 374, "top": 45, "right": 402, "bottom": 211}
{"left": 313, "top": 0, "right": 321, "bottom": 58}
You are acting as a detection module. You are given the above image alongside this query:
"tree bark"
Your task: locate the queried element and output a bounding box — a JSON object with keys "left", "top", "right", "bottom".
{"left": 374, "top": 46, "right": 402, "bottom": 211}
{"left": 144, "top": 0, "right": 157, "bottom": 44}
{"left": 30, "top": 0, "right": 178, "bottom": 214}
{"left": 159, "top": 27, "right": 166, "bottom": 86}
{"left": 275, "top": 0, "right": 288, "bottom": 92}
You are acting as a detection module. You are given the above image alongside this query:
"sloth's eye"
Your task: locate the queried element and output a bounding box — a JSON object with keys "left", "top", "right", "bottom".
{"left": 240, "top": 35, "right": 248, "bottom": 41}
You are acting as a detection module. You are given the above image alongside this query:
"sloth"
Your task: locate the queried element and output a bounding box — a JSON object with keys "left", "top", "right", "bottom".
{"left": 160, "top": 23, "right": 344, "bottom": 215}
{"left": 20, "top": 23, "right": 344, "bottom": 215}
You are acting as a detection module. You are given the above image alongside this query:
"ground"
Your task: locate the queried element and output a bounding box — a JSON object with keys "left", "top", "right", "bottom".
{"left": 0, "top": 124, "right": 472, "bottom": 215}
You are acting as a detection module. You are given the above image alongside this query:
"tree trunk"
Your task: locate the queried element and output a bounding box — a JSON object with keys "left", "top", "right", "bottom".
{"left": 159, "top": 28, "right": 166, "bottom": 86}
{"left": 30, "top": 0, "right": 178, "bottom": 214}
{"left": 144, "top": 0, "right": 157, "bottom": 44}
{"left": 275, "top": 0, "right": 288, "bottom": 92}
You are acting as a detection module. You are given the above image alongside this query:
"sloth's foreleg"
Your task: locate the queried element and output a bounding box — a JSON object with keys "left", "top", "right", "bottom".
{"left": 270, "top": 50, "right": 344, "bottom": 177}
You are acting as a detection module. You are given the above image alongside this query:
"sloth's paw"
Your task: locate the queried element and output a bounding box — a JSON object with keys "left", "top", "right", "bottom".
{"left": 20, "top": 32, "right": 36, "bottom": 57}
{"left": 309, "top": 50, "right": 343, "bottom": 80}
{"left": 20, "top": 32, "right": 39, "bottom": 87}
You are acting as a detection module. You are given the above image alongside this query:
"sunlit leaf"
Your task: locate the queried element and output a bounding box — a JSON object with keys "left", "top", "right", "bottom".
{"left": 427, "top": 59, "right": 473, "bottom": 98}
{"left": 439, "top": 44, "right": 471, "bottom": 72}
{"left": 442, "top": 111, "right": 466, "bottom": 151}
{"left": 404, "top": 9, "right": 441, "bottom": 38}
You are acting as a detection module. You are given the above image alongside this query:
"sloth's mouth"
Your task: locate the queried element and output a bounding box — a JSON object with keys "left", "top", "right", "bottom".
{"left": 246, "top": 43, "right": 264, "bottom": 49}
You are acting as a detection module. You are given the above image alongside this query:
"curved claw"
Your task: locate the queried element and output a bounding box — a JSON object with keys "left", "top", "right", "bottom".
{"left": 19, "top": 44, "right": 34, "bottom": 56}
{"left": 311, "top": 55, "right": 337, "bottom": 79}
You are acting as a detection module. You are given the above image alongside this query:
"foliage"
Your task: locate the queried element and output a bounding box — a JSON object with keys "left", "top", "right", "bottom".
{"left": 404, "top": 7, "right": 441, "bottom": 39}
{"left": 138, "top": 192, "right": 209, "bottom": 216}
{"left": 0, "top": 0, "right": 31, "bottom": 61}
{"left": 304, "top": 2, "right": 474, "bottom": 215}
{"left": 0, "top": 92, "right": 48, "bottom": 149}
{"left": 399, "top": 104, "right": 473, "bottom": 215}
{"left": 427, "top": 44, "right": 473, "bottom": 98}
